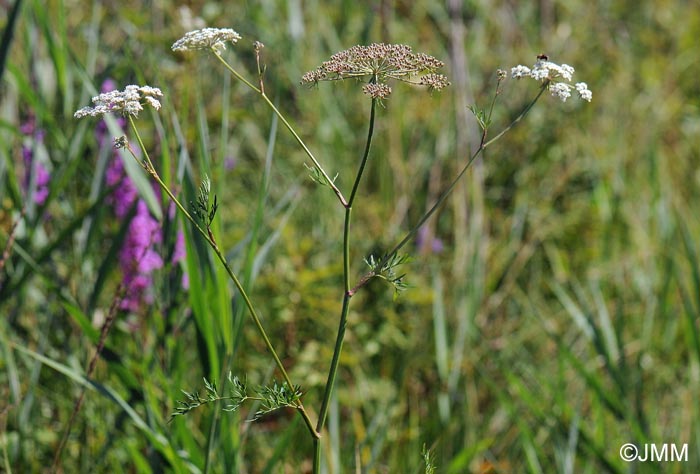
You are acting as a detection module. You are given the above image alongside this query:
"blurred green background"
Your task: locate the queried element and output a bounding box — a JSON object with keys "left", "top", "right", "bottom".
{"left": 2, "top": 0, "right": 700, "bottom": 472}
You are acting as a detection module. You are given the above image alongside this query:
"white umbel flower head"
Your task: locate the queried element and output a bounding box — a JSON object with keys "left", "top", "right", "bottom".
{"left": 575, "top": 82, "right": 592, "bottom": 102}
{"left": 549, "top": 82, "right": 572, "bottom": 102}
{"left": 172, "top": 28, "right": 241, "bottom": 54}
{"left": 510, "top": 55, "right": 592, "bottom": 103}
{"left": 511, "top": 65, "right": 531, "bottom": 79}
{"left": 74, "top": 85, "right": 163, "bottom": 118}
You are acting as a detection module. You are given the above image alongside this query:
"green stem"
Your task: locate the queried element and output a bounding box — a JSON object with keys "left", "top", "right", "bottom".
{"left": 350, "top": 85, "right": 546, "bottom": 294}
{"left": 347, "top": 99, "right": 377, "bottom": 206}
{"left": 126, "top": 118, "right": 318, "bottom": 439}
{"left": 484, "top": 75, "right": 504, "bottom": 127}
{"left": 483, "top": 83, "right": 547, "bottom": 149}
{"left": 313, "top": 98, "right": 377, "bottom": 472}
{"left": 214, "top": 53, "right": 347, "bottom": 206}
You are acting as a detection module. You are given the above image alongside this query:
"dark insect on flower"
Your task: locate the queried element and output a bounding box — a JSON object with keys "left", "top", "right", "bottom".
{"left": 537, "top": 53, "right": 549, "bottom": 61}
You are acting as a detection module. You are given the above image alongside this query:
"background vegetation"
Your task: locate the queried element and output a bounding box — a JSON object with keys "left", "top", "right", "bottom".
{"left": 2, "top": 0, "right": 699, "bottom": 472}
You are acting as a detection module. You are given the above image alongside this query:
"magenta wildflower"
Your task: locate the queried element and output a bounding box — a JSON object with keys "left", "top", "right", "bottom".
{"left": 416, "top": 226, "right": 444, "bottom": 255}
{"left": 224, "top": 155, "right": 237, "bottom": 171}
{"left": 118, "top": 201, "right": 164, "bottom": 312}
{"left": 92, "top": 79, "right": 188, "bottom": 312}
{"left": 97, "top": 105, "right": 163, "bottom": 311}
{"left": 173, "top": 230, "right": 190, "bottom": 290}
{"left": 172, "top": 230, "right": 186, "bottom": 262}
{"left": 104, "top": 157, "right": 138, "bottom": 219}
{"left": 21, "top": 118, "right": 51, "bottom": 205}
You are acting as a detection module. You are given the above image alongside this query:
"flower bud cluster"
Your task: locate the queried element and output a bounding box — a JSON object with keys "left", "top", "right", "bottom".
{"left": 302, "top": 43, "right": 449, "bottom": 98}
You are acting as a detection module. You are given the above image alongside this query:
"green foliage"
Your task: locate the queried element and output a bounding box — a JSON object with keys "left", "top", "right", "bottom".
{"left": 304, "top": 162, "right": 338, "bottom": 188}
{"left": 364, "top": 252, "right": 412, "bottom": 296}
{"left": 192, "top": 175, "right": 218, "bottom": 228}
{"left": 2, "top": 0, "right": 700, "bottom": 473}
{"left": 467, "top": 104, "right": 491, "bottom": 131}
{"left": 422, "top": 444, "right": 436, "bottom": 474}
{"left": 253, "top": 381, "right": 303, "bottom": 421}
{"left": 171, "top": 373, "right": 302, "bottom": 422}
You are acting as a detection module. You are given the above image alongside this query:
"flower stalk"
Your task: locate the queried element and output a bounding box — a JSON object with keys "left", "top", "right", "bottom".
{"left": 124, "top": 116, "right": 319, "bottom": 439}
{"left": 312, "top": 96, "right": 377, "bottom": 470}
{"left": 75, "top": 30, "right": 593, "bottom": 472}
{"left": 209, "top": 51, "right": 348, "bottom": 206}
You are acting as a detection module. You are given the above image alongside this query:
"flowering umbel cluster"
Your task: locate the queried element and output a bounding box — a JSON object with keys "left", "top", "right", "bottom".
{"left": 511, "top": 57, "right": 592, "bottom": 102}
{"left": 74, "top": 85, "right": 163, "bottom": 118}
{"left": 302, "top": 43, "right": 450, "bottom": 98}
{"left": 172, "top": 27, "right": 241, "bottom": 54}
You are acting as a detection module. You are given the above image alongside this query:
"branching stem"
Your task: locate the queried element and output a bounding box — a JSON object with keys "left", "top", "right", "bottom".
{"left": 214, "top": 53, "right": 347, "bottom": 206}
{"left": 313, "top": 97, "right": 377, "bottom": 472}
{"left": 350, "top": 85, "right": 546, "bottom": 294}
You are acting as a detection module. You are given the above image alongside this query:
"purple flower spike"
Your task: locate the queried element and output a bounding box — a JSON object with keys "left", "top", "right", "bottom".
{"left": 118, "top": 201, "right": 164, "bottom": 311}
{"left": 21, "top": 118, "right": 51, "bottom": 205}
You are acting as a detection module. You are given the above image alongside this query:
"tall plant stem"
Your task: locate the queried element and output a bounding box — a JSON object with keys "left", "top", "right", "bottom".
{"left": 214, "top": 53, "right": 348, "bottom": 206}
{"left": 313, "top": 98, "right": 377, "bottom": 472}
{"left": 350, "top": 86, "right": 546, "bottom": 294}
{"left": 127, "top": 118, "right": 318, "bottom": 439}
{"left": 482, "top": 84, "right": 546, "bottom": 148}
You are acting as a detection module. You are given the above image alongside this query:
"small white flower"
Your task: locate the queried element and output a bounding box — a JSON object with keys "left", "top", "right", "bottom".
{"left": 138, "top": 85, "right": 163, "bottom": 98}
{"left": 143, "top": 96, "right": 161, "bottom": 110}
{"left": 123, "top": 101, "right": 144, "bottom": 116}
{"left": 74, "top": 106, "right": 95, "bottom": 118}
{"left": 575, "top": 82, "right": 592, "bottom": 102}
{"left": 549, "top": 82, "right": 572, "bottom": 102}
{"left": 530, "top": 63, "right": 550, "bottom": 81}
{"left": 172, "top": 27, "right": 241, "bottom": 54}
{"left": 559, "top": 64, "right": 575, "bottom": 81}
{"left": 508, "top": 56, "right": 592, "bottom": 103}
{"left": 74, "top": 85, "right": 163, "bottom": 118}
{"left": 511, "top": 65, "right": 531, "bottom": 79}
